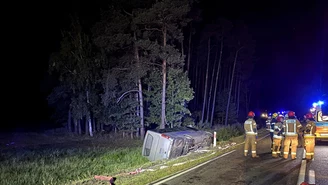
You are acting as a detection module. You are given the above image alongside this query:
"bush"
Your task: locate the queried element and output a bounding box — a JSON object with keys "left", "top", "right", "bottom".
{"left": 215, "top": 124, "right": 244, "bottom": 141}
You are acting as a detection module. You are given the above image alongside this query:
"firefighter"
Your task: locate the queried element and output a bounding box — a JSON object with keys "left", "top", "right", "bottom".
{"left": 282, "top": 111, "right": 303, "bottom": 159}
{"left": 270, "top": 113, "right": 278, "bottom": 150}
{"left": 272, "top": 115, "right": 284, "bottom": 157}
{"left": 266, "top": 116, "right": 272, "bottom": 131}
{"left": 244, "top": 111, "right": 259, "bottom": 158}
{"left": 304, "top": 113, "right": 316, "bottom": 160}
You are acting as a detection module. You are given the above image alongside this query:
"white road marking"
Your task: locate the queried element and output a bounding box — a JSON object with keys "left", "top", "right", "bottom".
{"left": 150, "top": 150, "right": 236, "bottom": 185}
{"left": 309, "top": 170, "right": 315, "bottom": 185}
{"left": 297, "top": 149, "right": 307, "bottom": 185}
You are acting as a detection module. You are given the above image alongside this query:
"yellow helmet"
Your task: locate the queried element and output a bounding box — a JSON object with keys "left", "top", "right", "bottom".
{"left": 272, "top": 113, "right": 278, "bottom": 118}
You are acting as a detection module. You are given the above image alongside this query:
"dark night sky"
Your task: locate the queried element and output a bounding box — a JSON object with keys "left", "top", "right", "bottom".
{"left": 4, "top": 0, "right": 327, "bottom": 129}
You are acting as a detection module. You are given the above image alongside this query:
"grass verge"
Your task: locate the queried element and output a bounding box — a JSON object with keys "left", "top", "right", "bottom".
{"left": 0, "top": 128, "right": 268, "bottom": 185}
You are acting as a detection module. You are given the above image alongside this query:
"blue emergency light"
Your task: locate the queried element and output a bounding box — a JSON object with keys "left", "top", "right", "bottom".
{"left": 313, "top": 101, "right": 324, "bottom": 107}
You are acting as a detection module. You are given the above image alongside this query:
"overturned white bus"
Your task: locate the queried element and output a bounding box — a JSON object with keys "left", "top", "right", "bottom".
{"left": 142, "top": 127, "right": 213, "bottom": 161}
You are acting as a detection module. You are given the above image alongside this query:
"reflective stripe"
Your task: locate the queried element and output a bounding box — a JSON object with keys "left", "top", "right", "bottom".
{"left": 284, "top": 152, "right": 289, "bottom": 154}
{"left": 285, "top": 119, "right": 297, "bottom": 135}
{"left": 306, "top": 153, "right": 314, "bottom": 155}
{"left": 244, "top": 150, "right": 248, "bottom": 152}
{"left": 269, "top": 129, "right": 274, "bottom": 132}
{"left": 245, "top": 120, "right": 256, "bottom": 134}
{"left": 291, "top": 152, "right": 296, "bottom": 155}
{"left": 273, "top": 135, "right": 283, "bottom": 139}
{"left": 272, "top": 152, "right": 277, "bottom": 154}
{"left": 252, "top": 151, "right": 256, "bottom": 153}
{"left": 285, "top": 133, "right": 298, "bottom": 136}
{"left": 246, "top": 132, "right": 257, "bottom": 135}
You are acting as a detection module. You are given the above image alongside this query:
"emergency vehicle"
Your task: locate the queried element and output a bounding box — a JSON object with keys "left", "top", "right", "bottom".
{"left": 312, "top": 101, "right": 328, "bottom": 142}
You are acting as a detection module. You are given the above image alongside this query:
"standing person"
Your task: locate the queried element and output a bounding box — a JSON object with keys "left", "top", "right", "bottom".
{"left": 270, "top": 113, "right": 278, "bottom": 150}
{"left": 304, "top": 113, "right": 316, "bottom": 160}
{"left": 283, "top": 111, "right": 303, "bottom": 159}
{"left": 244, "top": 111, "right": 259, "bottom": 158}
{"left": 272, "top": 115, "right": 284, "bottom": 157}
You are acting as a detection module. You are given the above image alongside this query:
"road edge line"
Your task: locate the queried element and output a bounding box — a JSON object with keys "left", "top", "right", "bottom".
{"left": 149, "top": 150, "right": 236, "bottom": 185}
{"left": 296, "top": 149, "right": 307, "bottom": 185}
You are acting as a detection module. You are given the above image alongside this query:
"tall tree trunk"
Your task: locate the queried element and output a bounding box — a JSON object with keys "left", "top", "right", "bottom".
{"left": 187, "top": 23, "right": 192, "bottom": 72}
{"left": 206, "top": 42, "right": 218, "bottom": 126}
{"left": 78, "top": 118, "right": 82, "bottom": 135}
{"left": 160, "top": 27, "right": 167, "bottom": 129}
{"left": 225, "top": 47, "right": 243, "bottom": 125}
{"left": 85, "top": 117, "right": 89, "bottom": 135}
{"left": 194, "top": 55, "right": 199, "bottom": 108}
{"left": 86, "top": 90, "right": 93, "bottom": 137}
{"left": 201, "top": 37, "right": 211, "bottom": 125}
{"left": 234, "top": 74, "right": 238, "bottom": 103}
{"left": 92, "top": 116, "right": 96, "bottom": 133}
{"left": 211, "top": 40, "right": 224, "bottom": 125}
{"left": 134, "top": 32, "right": 145, "bottom": 139}
{"left": 237, "top": 79, "right": 241, "bottom": 117}
{"left": 67, "top": 108, "right": 72, "bottom": 133}
{"left": 131, "top": 126, "right": 134, "bottom": 139}
{"left": 74, "top": 118, "right": 78, "bottom": 134}
{"left": 88, "top": 114, "right": 93, "bottom": 137}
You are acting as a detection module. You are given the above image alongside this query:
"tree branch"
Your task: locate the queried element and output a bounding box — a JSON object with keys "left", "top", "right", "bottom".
{"left": 123, "top": 9, "right": 133, "bottom": 16}
{"left": 145, "top": 26, "right": 162, "bottom": 32}
{"left": 117, "top": 89, "right": 140, "bottom": 103}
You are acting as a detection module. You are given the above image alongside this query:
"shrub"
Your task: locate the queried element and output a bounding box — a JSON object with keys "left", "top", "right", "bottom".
{"left": 215, "top": 124, "right": 244, "bottom": 141}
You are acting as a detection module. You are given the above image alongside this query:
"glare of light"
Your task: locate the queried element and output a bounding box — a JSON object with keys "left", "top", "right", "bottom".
{"left": 318, "top": 101, "right": 324, "bottom": 105}
{"left": 277, "top": 112, "right": 280, "bottom": 114}
{"left": 313, "top": 103, "right": 318, "bottom": 107}
{"left": 269, "top": 113, "right": 272, "bottom": 116}
{"left": 310, "top": 108, "right": 315, "bottom": 112}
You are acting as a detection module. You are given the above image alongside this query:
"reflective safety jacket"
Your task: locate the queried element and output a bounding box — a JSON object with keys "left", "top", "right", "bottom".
{"left": 270, "top": 118, "right": 277, "bottom": 133}
{"left": 304, "top": 119, "right": 316, "bottom": 136}
{"left": 244, "top": 118, "right": 258, "bottom": 136}
{"left": 273, "top": 121, "right": 284, "bottom": 139}
{"left": 283, "top": 118, "right": 302, "bottom": 137}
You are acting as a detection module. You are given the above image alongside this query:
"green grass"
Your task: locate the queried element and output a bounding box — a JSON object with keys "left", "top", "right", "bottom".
{"left": 0, "top": 139, "right": 148, "bottom": 185}
{"left": 0, "top": 128, "right": 268, "bottom": 185}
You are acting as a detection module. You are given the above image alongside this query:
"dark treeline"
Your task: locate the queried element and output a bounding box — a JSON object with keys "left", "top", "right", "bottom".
{"left": 47, "top": 0, "right": 257, "bottom": 138}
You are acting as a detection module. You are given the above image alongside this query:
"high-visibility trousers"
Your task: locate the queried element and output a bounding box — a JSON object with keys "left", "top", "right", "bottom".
{"left": 272, "top": 137, "right": 282, "bottom": 157}
{"left": 283, "top": 136, "right": 298, "bottom": 159}
{"left": 304, "top": 135, "right": 315, "bottom": 160}
{"left": 244, "top": 135, "right": 257, "bottom": 157}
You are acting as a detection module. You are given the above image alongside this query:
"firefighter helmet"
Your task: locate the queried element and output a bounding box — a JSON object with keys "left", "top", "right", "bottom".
{"left": 305, "top": 113, "right": 313, "bottom": 119}
{"left": 288, "top": 111, "right": 295, "bottom": 117}
{"left": 248, "top": 111, "right": 255, "bottom": 117}
{"left": 277, "top": 116, "right": 284, "bottom": 122}
{"left": 272, "top": 113, "right": 278, "bottom": 118}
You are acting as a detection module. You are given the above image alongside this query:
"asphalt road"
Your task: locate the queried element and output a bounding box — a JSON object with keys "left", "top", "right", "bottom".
{"left": 305, "top": 141, "right": 328, "bottom": 185}
{"left": 152, "top": 134, "right": 312, "bottom": 185}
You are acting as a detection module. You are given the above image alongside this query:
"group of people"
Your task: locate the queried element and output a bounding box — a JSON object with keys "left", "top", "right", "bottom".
{"left": 243, "top": 111, "right": 317, "bottom": 160}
